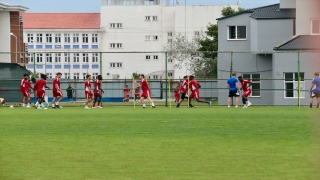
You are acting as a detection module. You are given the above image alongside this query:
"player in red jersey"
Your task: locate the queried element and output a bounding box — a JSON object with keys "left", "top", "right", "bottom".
{"left": 188, "top": 76, "right": 211, "bottom": 108}
{"left": 134, "top": 87, "right": 140, "bottom": 102}
{"left": 123, "top": 85, "right": 130, "bottom": 103}
{"left": 84, "top": 75, "right": 93, "bottom": 109}
{"left": 0, "top": 86, "right": 4, "bottom": 104}
{"left": 34, "top": 74, "right": 50, "bottom": 109}
{"left": 238, "top": 76, "right": 252, "bottom": 108}
{"left": 92, "top": 75, "right": 104, "bottom": 108}
{"left": 173, "top": 86, "right": 180, "bottom": 102}
{"left": 52, "top": 72, "right": 64, "bottom": 108}
{"left": 176, "top": 76, "right": 189, "bottom": 108}
{"left": 134, "top": 74, "right": 155, "bottom": 108}
{"left": 20, "top": 74, "right": 34, "bottom": 108}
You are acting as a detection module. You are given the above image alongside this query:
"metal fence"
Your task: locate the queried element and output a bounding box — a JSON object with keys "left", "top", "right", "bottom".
{"left": 0, "top": 51, "right": 319, "bottom": 107}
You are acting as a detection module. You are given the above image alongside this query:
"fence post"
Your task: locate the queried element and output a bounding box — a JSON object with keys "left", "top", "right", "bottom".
{"left": 165, "top": 52, "right": 168, "bottom": 107}
{"left": 33, "top": 53, "right": 36, "bottom": 75}
{"left": 99, "top": 52, "right": 103, "bottom": 76}
{"left": 298, "top": 51, "right": 301, "bottom": 108}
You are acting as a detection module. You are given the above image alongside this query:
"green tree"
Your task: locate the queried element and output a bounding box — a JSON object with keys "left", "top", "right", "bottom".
{"left": 221, "top": 6, "right": 245, "bottom": 17}
{"left": 132, "top": 72, "right": 140, "bottom": 79}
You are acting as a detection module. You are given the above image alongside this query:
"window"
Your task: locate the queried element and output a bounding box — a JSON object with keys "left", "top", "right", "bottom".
{"left": 92, "top": 73, "right": 98, "bottom": 79}
{"left": 194, "top": 31, "right": 200, "bottom": 36}
{"left": 168, "top": 32, "right": 173, "bottom": 37}
{"left": 92, "top": 34, "right": 98, "bottom": 43}
{"left": 27, "top": 34, "right": 33, "bottom": 43}
{"left": 228, "top": 26, "right": 247, "bottom": 40}
{"left": 117, "top": 63, "right": 122, "bottom": 67}
{"left": 168, "top": 72, "right": 173, "bottom": 77}
{"left": 311, "top": 19, "right": 320, "bottom": 34}
{"left": 112, "top": 74, "right": 120, "bottom": 79}
{"left": 27, "top": 54, "right": 33, "bottom": 63}
{"left": 82, "top": 34, "right": 88, "bottom": 43}
{"left": 83, "top": 53, "right": 89, "bottom": 63}
{"left": 73, "top": 34, "right": 79, "bottom": 43}
{"left": 64, "top": 53, "right": 70, "bottom": 63}
{"left": 46, "top": 73, "right": 52, "bottom": 79}
{"left": 55, "top": 53, "right": 61, "bottom": 63}
{"left": 284, "top": 73, "right": 305, "bottom": 98}
{"left": 153, "top": 55, "right": 158, "bottom": 60}
{"left": 46, "top": 53, "right": 52, "bottom": 63}
{"left": 110, "top": 62, "right": 122, "bottom": 68}
{"left": 110, "top": 63, "right": 115, "bottom": 68}
{"left": 92, "top": 53, "right": 98, "bottom": 63}
{"left": 83, "top": 73, "right": 87, "bottom": 80}
{"left": 55, "top": 34, "right": 61, "bottom": 43}
{"left": 110, "top": 23, "right": 116, "bottom": 28}
{"left": 153, "top": 75, "right": 158, "bottom": 79}
{"left": 145, "top": 16, "right": 151, "bottom": 21}
{"left": 153, "top": 16, "right": 158, "bottom": 21}
{"left": 168, "top": 39, "right": 172, "bottom": 43}
{"left": 46, "top": 34, "right": 52, "bottom": 43}
{"left": 73, "top": 73, "right": 79, "bottom": 80}
{"left": 110, "top": 43, "right": 122, "bottom": 48}
{"left": 168, "top": 59, "right": 173, "bottom": 63}
{"left": 242, "top": 74, "right": 261, "bottom": 97}
{"left": 146, "top": 36, "right": 151, "bottom": 40}
{"left": 153, "top": 36, "right": 158, "bottom": 40}
{"left": 64, "top": 73, "right": 70, "bottom": 79}
{"left": 64, "top": 34, "right": 70, "bottom": 43}
{"left": 36, "top": 53, "right": 43, "bottom": 62}
{"left": 110, "top": 43, "right": 116, "bottom": 48}
{"left": 146, "top": 55, "right": 151, "bottom": 60}
{"left": 36, "top": 34, "right": 43, "bottom": 43}
{"left": 117, "top": 43, "right": 122, "bottom": 48}
{"left": 117, "top": 23, "right": 122, "bottom": 28}
{"left": 73, "top": 53, "right": 79, "bottom": 62}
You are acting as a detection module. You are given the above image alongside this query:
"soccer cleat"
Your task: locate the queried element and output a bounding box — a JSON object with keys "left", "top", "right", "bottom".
{"left": 26, "top": 105, "right": 31, "bottom": 108}
{"left": 92, "top": 107, "right": 97, "bottom": 109}
{"left": 143, "top": 106, "right": 146, "bottom": 108}
{"left": 243, "top": 105, "right": 247, "bottom": 108}
{"left": 247, "top": 102, "right": 252, "bottom": 107}
{"left": 37, "top": 107, "right": 42, "bottom": 110}
{"left": 152, "top": 106, "right": 156, "bottom": 108}
{"left": 56, "top": 105, "right": 60, "bottom": 109}
{"left": 52, "top": 106, "right": 56, "bottom": 109}
{"left": 227, "top": 106, "right": 230, "bottom": 108}
{"left": 85, "top": 107, "right": 90, "bottom": 109}
{"left": 208, "top": 101, "right": 212, "bottom": 107}
{"left": 97, "top": 106, "right": 103, "bottom": 109}
{"left": 235, "top": 106, "right": 239, "bottom": 108}
{"left": 43, "top": 107, "right": 48, "bottom": 110}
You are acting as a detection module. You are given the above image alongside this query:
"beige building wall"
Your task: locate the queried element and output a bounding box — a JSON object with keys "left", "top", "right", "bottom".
{"left": 0, "top": 11, "right": 11, "bottom": 62}
{"left": 296, "top": 0, "right": 320, "bottom": 35}
{"left": 280, "top": 0, "right": 296, "bottom": 9}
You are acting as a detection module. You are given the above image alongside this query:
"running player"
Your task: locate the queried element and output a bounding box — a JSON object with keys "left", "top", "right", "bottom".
{"left": 309, "top": 72, "right": 320, "bottom": 108}
{"left": 34, "top": 74, "right": 49, "bottom": 109}
{"left": 176, "top": 76, "right": 188, "bottom": 108}
{"left": 123, "top": 85, "right": 130, "bottom": 103}
{"left": 92, "top": 75, "right": 104, "bottom": 108}
{"left": 134, "top": 87, "right": 140, "bottom": 102}
{"left": 84, "top": 75, "right": 93, "bottom": 109}
{"left": 20, "top": 74, "right": 33, "bottom": 108}
{"left": 52, "top": 72, "right": 64, "bottom": 108}
{"left": 134, "top": 74, "right": 155, "bottom": 108}
{"left": 188, "top": 75, "right": 211, "bottom": 108}
{"left": 0, "top": 86, "right": 4, "bottom": 104}
{"left": 238, "top": 76, "right": 252, "bottom": 108}
{"left": 173, "top": 86, "right": 180, "bottom": 102}
{"left": 309, "top": 73, "right": 318, "bottom": 108}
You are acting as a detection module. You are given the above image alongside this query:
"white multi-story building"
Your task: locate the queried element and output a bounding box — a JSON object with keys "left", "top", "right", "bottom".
{"left": 100, "top": 0, "right": 238, "bottom": 79}
{"left": 23, "top": 13, "right": 103, "bottom": 80}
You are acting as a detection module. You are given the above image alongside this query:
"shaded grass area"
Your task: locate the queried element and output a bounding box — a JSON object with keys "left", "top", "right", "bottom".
{"left": 0, "top": 107, "right": 318, "bottom": 179}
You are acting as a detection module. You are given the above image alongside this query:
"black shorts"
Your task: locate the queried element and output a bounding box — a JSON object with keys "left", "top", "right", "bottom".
{"left": 229, "top": 90, "right": 239, "bottom": 97}
{"left": 180, "top": 93, "right": 187, "bottom": 100}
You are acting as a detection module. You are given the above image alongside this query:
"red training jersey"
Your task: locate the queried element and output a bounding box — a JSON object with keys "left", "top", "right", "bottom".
{"left": 20, "top": 78, "right": 32, "bottom": 92}
{"left": 174, "top": 89, "right": 179, "bottom": 95}
{"left": 94, "top": 79, "right": 101, "bottom": 92}
{"left": 36, "top": 79, "right": 46, "bottom": 92}
{"left": 189, "top": 80, "right": 200, "bottom": 91}
{"left": 140, "top": 79, "right": 150, "bottom": 92}
{"left": 135, "top": 87, "right": 140, "bottom": 94}
{"left": 180, "top": 80, "right": 188, "bottom": 94}
{"left": 52, "top": 78, "right": 60, "bottom": 91}
{"left": 85, "top": 80, "right": 91, "bottom": 92}
{"left": 240, "top": 80, "right": 251, "bottom": 91}
{"left": 123, "top": 88, "right": 130, "bottom": 94}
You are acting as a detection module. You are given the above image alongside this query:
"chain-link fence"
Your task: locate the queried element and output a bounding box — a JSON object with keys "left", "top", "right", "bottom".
{"left": 0, "top": 51, "right": 319, "bottom": 107}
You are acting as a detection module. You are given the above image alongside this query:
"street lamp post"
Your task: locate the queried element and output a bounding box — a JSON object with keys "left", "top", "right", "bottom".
{"left": 10, "top": 33, "right": 17, "bottom": 63}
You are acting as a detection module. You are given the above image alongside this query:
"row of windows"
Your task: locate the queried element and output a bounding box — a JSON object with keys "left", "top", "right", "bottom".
{"left": 28, "top": 44, "right": 98, "bottom": 50}
{"left": 27, "top": 64, "right": 99, "bottom": 70}
{"left": 145, "top": 16, "right": 157, "bottom": 21}
{"left": 146, "top": 55, "right": 158, "bottom": 60}
{"left": 27, "top": 33, "right": 98, "bottom": 43}
{"left": 110, "top": 43, "right": 122, "bottom": 48}
{"left": 27, "top": 53, "right": 99, "bottom": 63}
{"left": 45, "top": 73, "right": 99, "bottom": 80}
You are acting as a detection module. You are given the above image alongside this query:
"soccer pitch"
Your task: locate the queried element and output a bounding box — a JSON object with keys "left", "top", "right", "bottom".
{"left": 0, "top": 106, "right": 318, "bottom": 179}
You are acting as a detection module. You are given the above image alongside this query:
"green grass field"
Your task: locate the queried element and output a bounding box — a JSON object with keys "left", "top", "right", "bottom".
{"left": 0, "top": 106, "right": 319, "bottom": 179}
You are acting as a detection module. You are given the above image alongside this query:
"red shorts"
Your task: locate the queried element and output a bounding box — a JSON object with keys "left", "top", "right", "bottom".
{"left": 85, "top": 91, "right": 93, "bottom": 99}
{"left": 175, "top": 94, "right": 180, "bottom": 100}
{"left": 141, "top": 90, "right": 151, "bottom": 98}
{"left": 53, "top": 90, "right": 63, "bottom": 97}
{"left": 94, "top": 90, "right": 101, "bottom": 97}
{"left": 190, "top": 90, "right": 200, "bottom": 99}
{"left": 135, "top": 93, "right": 140, "bottom": 97}
{"left": 21, "top": 90, "right": 30, "bottom": 97}
{"left": 243, "top": 89, "right": 252, "bottom": 97}
{"left": 125, "top": 94, "right": 130, "bottom": 99}
{"left": 37, "top": 90, "right": 45, "bottom": 99}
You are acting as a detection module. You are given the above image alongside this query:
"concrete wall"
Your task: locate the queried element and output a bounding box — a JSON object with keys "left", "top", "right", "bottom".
{"left": 0, "top": 11, "right": 11, "bottom": 63}
{"left": 296, "top": 0, "right": 320, "bottom": 35}
{"left": 218, "top": 13, "right": 252, "bottom": 51}
{"left": 280, "top": 0, "right": 296, "bottom": 9}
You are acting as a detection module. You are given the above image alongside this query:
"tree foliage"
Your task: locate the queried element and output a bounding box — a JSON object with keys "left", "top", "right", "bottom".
{"left": 221, "top": 6, "right": 245, "bottom": 17}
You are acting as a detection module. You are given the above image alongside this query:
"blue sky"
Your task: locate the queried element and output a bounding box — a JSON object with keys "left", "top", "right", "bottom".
{"left": 7, "top": 0, "right": 279, "bottom": 12}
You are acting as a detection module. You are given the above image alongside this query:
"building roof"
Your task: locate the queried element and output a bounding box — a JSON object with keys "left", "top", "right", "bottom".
{"left": 23, "top": 13, "right": 100, "bottom": 29}
{"left": 0, "top": 0, "right": 28, "bottom": 11}
{"left": 274, "top": 35, "right": 320, "bottom": 51}
{"left": 217, "top": 4, "right": 295, "bottom": 21}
